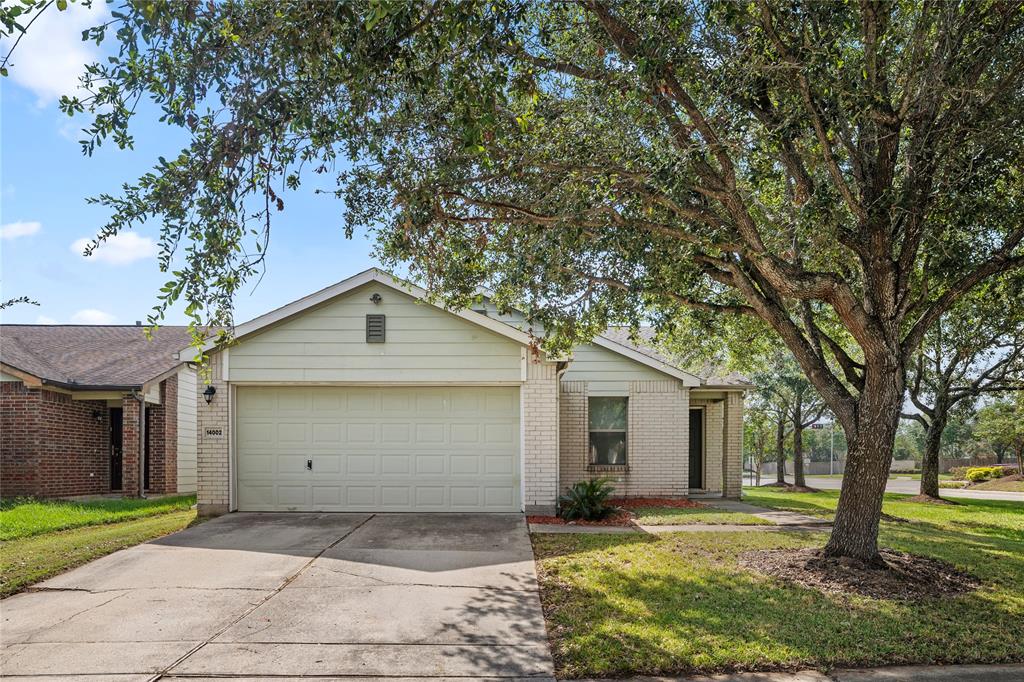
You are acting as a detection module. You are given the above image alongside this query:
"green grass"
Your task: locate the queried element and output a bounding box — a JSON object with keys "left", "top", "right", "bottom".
{"left": 0, "top": 495, "right": 196, "bottom": 541}
{"left": 0, "top": 510, "right": 197, "bottom": 597}
{"left": 532, "top": 493, "right": 1024, "bottom": 677}
{"left": 632, "top": 506, "right": 771, "bottom": 526}
{"left": 791, "top": 473, "right": 952, "bottom": 480}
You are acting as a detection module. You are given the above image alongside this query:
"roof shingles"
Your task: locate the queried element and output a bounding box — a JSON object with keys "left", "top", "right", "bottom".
{"left": 0, "top": 325, "right": 193, "bottom": 389}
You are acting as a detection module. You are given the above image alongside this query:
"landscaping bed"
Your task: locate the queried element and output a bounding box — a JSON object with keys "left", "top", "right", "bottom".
{"left": 739, "top": 547, "right": 979, "bottom": 601}
{"left": 529, "top": 498, "right": 772, "bottom": 527}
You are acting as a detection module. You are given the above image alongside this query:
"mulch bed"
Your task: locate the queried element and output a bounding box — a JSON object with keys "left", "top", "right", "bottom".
{"left": 739, "top": 547, "right": 979, "bottom": 601}
{"left": 527, "top": 498, "right": 710, "bottom": 527}
{"left": 527, "top": 510, "right": 636, "bottom": 526}
{"left": 611, "top": 497, "right": 707, "bottom": 509}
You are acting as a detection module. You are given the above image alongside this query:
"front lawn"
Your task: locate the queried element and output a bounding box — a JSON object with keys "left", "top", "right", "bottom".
{"left": 632, "top": 506, "right": 771, "bottom": 526}
{"left": 0, "top": 509, "right": 197, "bottom": 597}
{"left": 532, "top": 493, "right": 1023, "bottom": 677}
{"left": 0, "top": 494, "right": 196, "bottom": 541}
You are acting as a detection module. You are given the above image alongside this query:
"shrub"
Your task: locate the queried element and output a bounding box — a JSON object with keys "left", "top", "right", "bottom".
{"left": 965, "top": 466, "right": 1006, "bottom": 483}
{"left": 949, "top": 466, "right": 970, "bottom": 481}
{"left": 939, "top": 481, "right": 969, "bottom": 489}
{"left": 559, "top": 478, "right": 617, "bottom": 521}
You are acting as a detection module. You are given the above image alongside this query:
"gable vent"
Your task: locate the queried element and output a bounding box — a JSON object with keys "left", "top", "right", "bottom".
{"left": 366, "top": 314, "right": 386, "bottom": 343}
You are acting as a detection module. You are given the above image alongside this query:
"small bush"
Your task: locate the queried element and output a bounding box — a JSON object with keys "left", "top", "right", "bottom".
{"left": 938, "top": 481, "right": 968, "bottom": 489}
{"left": 949, "top": 466, "right": 970, "bottom": 481}
{"left": 559, "top": 478, "right": 616, "bottom": 521}
{"left": 965, "top": 466, "right": 1006, "bottom": 483}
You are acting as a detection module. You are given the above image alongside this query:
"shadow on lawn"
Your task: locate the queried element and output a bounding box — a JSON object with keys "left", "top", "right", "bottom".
{"left": 532, "top": 529, "right": 1024, "bottom": 678}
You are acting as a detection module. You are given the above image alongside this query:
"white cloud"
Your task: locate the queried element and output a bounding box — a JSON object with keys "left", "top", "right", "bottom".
{"left": 1, "top": 221, "right": 42, "bottom": 240}
{"left": 0, "top": 1, "right": 108, "bottom": 106}
{"left": 71, "top": 232, "right": 158, "bottom": 265}
{"left": 35, "top": 315, "right": 58, "bottom": 325}
{"left": 70, "top": 308, "right": 115, "bottom": 324}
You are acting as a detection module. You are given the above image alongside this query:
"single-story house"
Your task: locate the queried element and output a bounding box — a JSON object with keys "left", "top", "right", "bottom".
{"left": 0, "top": 325, "right": 198, "bottom": 498}
{"left": 187, "top": 269, "right": 748, "bottom": 516}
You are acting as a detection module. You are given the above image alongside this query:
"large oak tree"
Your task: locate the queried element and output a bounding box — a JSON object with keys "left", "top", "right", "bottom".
{"left": 6, "top": 0, "right": 1023, "bottom": 561}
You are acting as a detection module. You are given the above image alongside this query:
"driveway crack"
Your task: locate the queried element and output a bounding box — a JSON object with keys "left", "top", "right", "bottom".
{"left": 145, "top": 514, "right": 376, "bottom": 682}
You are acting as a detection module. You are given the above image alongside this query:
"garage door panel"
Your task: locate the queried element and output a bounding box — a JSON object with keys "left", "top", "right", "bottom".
{"left": 236, "top": 386, "right": 520, "bottom": 512}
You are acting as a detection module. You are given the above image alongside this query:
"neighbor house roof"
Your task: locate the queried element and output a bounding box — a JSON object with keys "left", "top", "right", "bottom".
{"left": 0, "top": 325, "right": 193, "bottom": 390}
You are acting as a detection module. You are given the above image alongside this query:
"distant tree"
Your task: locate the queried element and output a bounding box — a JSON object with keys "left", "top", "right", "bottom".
{"left": 744, "top": 400, "right": 775, "bottom": 487}
{"left": 903, "top": 280, "right": 1024, "bottom": 498}
{"left": 7, "top": 0, "right": 1024, "bottom": 562}
{"left": 975, "top": 396, "right": 1024, "bottom": 475}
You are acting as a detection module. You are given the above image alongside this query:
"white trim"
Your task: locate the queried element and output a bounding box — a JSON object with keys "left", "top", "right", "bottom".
{"left": 229, "top": 382, "right": 237, "bottom": 512}
{"left": 591, "top": 335, "right": 702, "bottom": 386}
{"left": 221, "top": 348, "right": 230, "bottom": 382}
{"left": 179, "top": 268, "right": 534, "bottom": 359}
{"left": 519, "top": 384, "right": 527, "bottom": 513}
{"left": 520, "top": 348, "right": 528, "bottom": 382}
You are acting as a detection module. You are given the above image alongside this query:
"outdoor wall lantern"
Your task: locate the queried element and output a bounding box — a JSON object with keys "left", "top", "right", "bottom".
{"left": 203, "top": 385, "right": 217, "bottom": 404}
{"left": 369, "top": 293, "right": 382, "bottom": 304}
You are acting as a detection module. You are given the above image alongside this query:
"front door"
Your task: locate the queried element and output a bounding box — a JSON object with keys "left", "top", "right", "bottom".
{"left": 109, "top": 408, "right": 123, "bottom": 490}
{"left": 688, "top": 408, "right": 704, "bottom": 489}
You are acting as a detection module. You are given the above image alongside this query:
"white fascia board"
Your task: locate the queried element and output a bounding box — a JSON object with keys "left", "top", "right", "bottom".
{"left": 178, "top": 268, "right": 533, "bottom": 359}
{"left": 591, "top": 335, "right": 702, "bottom": 386}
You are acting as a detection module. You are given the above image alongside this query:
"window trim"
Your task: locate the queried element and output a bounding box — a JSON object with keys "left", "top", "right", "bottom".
{"left": 588, "top": 396, "right": 628, "bottom": 467}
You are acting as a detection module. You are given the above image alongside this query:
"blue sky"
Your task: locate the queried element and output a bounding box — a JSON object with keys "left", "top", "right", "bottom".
{"left": 1, "top": 2, "right": 381, "bottom": 327}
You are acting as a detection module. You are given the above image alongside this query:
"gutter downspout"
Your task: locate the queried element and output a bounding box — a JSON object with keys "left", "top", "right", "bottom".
{"left": 554, "top": 359, "right": 572, "bottom": 512}
{"left": 131, "top": 389, "right": 147, "bottom": 499}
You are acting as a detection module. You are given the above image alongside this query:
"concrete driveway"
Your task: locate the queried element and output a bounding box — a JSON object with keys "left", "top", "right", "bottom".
{"left": 0, "top": 513, "right": 555, "bottom": 680}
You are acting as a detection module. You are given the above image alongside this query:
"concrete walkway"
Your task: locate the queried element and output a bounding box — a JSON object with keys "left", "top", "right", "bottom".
{"left": 581, "top": 663, "right": 1024, "bottom": 681}
{"left": 0, "top": 513, "right": 554, "bottom": 679}
{"left": 529, "top": 499, "right": 831, "bottom": 534}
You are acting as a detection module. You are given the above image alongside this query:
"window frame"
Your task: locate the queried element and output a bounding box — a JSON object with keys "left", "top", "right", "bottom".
{"left": 587, "top": 396, "right": 628, "bottom": 467}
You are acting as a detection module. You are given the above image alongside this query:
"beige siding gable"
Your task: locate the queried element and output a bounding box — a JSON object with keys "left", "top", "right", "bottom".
{"left": 562, "top": 343, "right": 679, "bottom": 395}
{"left": 176, "top": 366, "right": 198, "bottom": 493}
{"left": 227, "top": 282, "right": 524, "bottom": 383}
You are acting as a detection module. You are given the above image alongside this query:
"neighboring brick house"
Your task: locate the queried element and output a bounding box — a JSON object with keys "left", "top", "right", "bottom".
{"left": 0, "top": 325, "right": 198, "bottom": 498}
{"left": 184, "top": 269, "right": 749, "bottom": 517}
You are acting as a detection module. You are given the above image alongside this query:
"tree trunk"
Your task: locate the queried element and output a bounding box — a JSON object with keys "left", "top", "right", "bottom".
{"left": 919, "top": 414, "right": 946, "bottom": 499}
{"left": 824, "top": 359, "right": 904, "bottom": 563}
{"left": 775, "top": 417, "right": 787, "bottom": 485}
{"left": 793, "top": 403, "right": 805, "bottom": 488}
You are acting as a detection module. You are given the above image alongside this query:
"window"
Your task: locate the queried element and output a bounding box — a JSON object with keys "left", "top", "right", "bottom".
{"left": 589, "top": 396, "right": 627, "bottom": 465}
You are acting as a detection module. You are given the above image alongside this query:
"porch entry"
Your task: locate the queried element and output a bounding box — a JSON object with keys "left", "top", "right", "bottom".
{"left": 109, "top": 407, "right": 123, "bottom": 491}
{"left": 688, "top": 408, "right": 704, "bottom": 489}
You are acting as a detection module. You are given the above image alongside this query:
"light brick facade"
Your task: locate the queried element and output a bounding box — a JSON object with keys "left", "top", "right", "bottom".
{"left": 522, "top": 358, "right": 560, "bottom": 514}
{"left": 722, "top": 391, "right": 744, "bottom": 497}
{"left": 196, "top": 352, "right": 231, "bottom": 516}
{"left": 559, "top": 380, "right": 696, "bottom": 498}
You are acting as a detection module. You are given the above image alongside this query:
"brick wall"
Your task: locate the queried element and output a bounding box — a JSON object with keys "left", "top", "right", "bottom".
{"left": 1, "top": 383, "right": 109, "bottom": 497}
{"left": 722, "top": 391, "right": 744, "bottom": 498}
{"left": 196, "top": 353, "right": 230, "bottom": 515}
{"left": 122, "top": 396, "right": 141, "bottom": 495}
{"left": 702, "top": 400, "right": 724, "bottom": 494}
{"left": 558, "top": 380, "right": 690, "bottom": 499}
{"left": 523, "top": 359, "right": 559, "bottom": 514}
{"left": 558, "top": 381, "right": 587, "bottom": 496}
{"left": 143, "top": 376, "right": 179, "bottom": 494}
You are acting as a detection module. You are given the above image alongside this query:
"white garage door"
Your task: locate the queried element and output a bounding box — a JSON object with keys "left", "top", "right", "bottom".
{"left": 235, "top": 386, "right": 520, "bottom": 512}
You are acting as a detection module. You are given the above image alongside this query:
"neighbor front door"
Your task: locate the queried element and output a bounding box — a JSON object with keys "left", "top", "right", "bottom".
{"left": 688, "top": 408, "right": 704, "bottom": 489}
{"left": 109, "top": 407, "right": 123, "bottom": 491}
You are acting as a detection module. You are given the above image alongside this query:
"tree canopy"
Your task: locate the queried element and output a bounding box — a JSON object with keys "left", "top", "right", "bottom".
{"left": 5, "top": 0, "right": 1023, "bottom": 561}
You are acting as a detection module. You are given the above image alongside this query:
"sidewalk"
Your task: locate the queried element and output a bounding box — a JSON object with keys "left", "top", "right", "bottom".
{"left": 580, "top": 663, "right": 1024, "bottom": 681}
{"left": 529, "top": 499, "right": 832, "bottom": 534}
